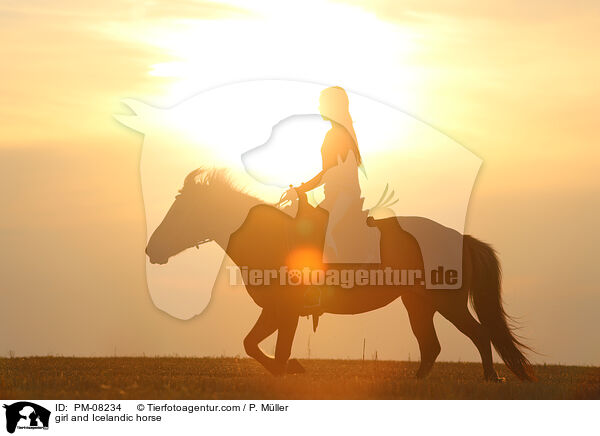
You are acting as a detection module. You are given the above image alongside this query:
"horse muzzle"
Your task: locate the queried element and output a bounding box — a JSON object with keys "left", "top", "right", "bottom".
{"left": 145, "top": 246, "right": 170, "bottom": 265}
{"left": 148, "top": 256, "right": 169, "bottom": 265}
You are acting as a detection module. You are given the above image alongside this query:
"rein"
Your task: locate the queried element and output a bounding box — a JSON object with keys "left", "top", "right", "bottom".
{"left": 194, "top": 238, "right": 212, "bottom": 249}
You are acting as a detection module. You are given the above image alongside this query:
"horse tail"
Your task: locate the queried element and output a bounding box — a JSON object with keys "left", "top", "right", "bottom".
{"left": 465, "top": 235, "right": 536, "bottom": 381}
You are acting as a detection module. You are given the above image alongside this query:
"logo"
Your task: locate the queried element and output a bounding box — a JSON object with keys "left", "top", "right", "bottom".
{"left": 116, "top": 80, "right": 481, "bottom": 320}
{"left": 3, "top": 402, "right": 50, "bottom": 434}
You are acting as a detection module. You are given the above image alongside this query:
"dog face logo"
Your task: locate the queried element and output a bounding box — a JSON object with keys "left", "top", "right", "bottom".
{"left": 116, "top": 80, "right": 481, "bottom": 320}
{"left": 3, "top": 402, "right": 50, "bottom": 434}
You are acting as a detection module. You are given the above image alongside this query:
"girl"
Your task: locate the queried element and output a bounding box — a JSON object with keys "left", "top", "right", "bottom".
{"left": 291, "top": 86, "right": 380, "bottom": 263}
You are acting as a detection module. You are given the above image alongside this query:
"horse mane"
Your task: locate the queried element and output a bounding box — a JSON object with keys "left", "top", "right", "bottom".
{"left": 180, "top": 167, "right": 242, "bottom": 195}
{"left": 179, "top": 167, "right": 262, "bottom": 218}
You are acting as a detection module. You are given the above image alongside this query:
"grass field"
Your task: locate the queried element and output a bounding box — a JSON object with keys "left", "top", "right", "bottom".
{"left": 1, "top": 357, "right": 598, "bottom": 400}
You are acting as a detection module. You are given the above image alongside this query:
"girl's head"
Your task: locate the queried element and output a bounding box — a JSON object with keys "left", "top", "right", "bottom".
{"left": 318, "top": 86, "right": 350, "bottom": 122}
{"left": 319, "top": 86, "right": 361, "bottom": 166}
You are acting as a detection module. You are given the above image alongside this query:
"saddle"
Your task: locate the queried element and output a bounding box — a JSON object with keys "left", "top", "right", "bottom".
{"left": 226, "top": 192, "right": 327, "bottom": 325}
{"left": 227, "top": 192, "right": 401, "bottom": 332}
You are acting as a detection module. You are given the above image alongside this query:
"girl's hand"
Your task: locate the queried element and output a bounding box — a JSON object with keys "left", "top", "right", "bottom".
{"left": 277, "top": 185, "right": 297, "bottom": 208}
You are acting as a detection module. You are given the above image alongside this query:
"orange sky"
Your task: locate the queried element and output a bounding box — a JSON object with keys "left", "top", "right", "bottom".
{"left": 1, "top": 0, "right": 599, "bottom": 364}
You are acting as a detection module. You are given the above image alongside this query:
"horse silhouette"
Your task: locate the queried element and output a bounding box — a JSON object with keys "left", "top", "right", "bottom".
{"left": 146, "top": 168, "right": 535, "bottom": 381}
{"left": 3, "top": 402, "right": 50, "bottom": 434}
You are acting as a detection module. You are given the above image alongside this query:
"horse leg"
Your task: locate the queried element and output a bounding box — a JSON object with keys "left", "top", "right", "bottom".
{"left": 437, "top": 303, "right": 501, "bottom": 381}
{"left": 243, "top": 309, "right": 279, "bottom": 374}
{"left": 243, "top": 309, "right": 302, "bottom": 375}
{"left": 273, "top": 313, "right": 301, "bottom": 375}
{"left": 402, "top": 293, "right": 440, "bottom": 379}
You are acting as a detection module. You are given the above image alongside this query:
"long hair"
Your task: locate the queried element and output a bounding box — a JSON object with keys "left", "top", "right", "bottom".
{"left": 319, "top": 86, "right": 363, "bottom": 167}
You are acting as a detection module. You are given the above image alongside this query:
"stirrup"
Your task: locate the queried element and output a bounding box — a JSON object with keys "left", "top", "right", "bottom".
{"left": 303, "top": 287, "right": 322, "bottom": 332}
{"left": 303, "top": 286, "right": 322, "bottom": 309}
{"left": 312, "top": 313, "right": 320, "bottom": 332}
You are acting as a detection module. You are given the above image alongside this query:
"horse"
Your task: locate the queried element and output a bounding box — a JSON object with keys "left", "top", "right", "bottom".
{"left": 146, "top": 168, "right": 535, "bottom": 381}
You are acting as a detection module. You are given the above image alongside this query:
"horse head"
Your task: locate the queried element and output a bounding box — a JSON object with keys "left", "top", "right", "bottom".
{"left": 146, "top": 168, "right": 219, "bottom": 264}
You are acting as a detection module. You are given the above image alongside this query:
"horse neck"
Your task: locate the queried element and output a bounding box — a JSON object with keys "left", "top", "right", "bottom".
{"left": 209, "top": 187, "right": 262, "bottom": 250}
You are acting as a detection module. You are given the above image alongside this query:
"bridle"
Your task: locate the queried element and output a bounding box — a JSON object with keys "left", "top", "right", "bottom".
{"left": 194, "top": 238, "right": 212, "bottom": 249}
{"left": 188, "top": 185, "right": 297, "bottom": 249}
{"left": 173, "top": 191, "right": 215, "bottom": 250}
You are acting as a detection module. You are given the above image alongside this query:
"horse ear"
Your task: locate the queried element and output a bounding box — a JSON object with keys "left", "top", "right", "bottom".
{"left": 183, "top": 168, "right": 206, "bottom": 188}
{"left": 114, "top": 99, "right": 163, "bottom": 133}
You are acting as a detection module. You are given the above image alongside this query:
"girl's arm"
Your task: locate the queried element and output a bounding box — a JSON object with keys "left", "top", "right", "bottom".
{"left": 296, "top": 169, "right": 325, "bottom": 193}
{"left": 295, "top": 128, "right": 343, "bottom": 193}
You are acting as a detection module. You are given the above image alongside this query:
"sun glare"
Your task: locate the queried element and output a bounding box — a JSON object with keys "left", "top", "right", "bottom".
{"left": 99, "top": 0, "right": 423, "bottom": 111}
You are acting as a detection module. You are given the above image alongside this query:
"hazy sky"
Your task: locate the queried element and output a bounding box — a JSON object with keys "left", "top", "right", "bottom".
{"left": 1, "top": 0, "right": 599, "bottom": 365}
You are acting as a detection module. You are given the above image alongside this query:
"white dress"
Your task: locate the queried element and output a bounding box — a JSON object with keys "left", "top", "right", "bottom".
{"left": 319, "top": 150, "right": 381, "bottom": 264}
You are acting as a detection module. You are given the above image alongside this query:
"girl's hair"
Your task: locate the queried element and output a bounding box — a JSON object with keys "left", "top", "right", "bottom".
{"left": 319, "top": 86, "right": 362, "bottom": 166}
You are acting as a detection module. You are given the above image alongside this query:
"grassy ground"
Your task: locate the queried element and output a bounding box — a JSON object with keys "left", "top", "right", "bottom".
{"left": 1, "top": 357, "right": 598, "bottom": 400}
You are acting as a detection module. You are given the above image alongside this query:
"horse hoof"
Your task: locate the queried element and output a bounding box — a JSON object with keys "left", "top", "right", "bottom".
{"left": 415, "top": 370, "right": 431, "bottom": 379}
{"left": 263, "top": 360, "right": 285, "bottom": 376}
{"left": 286, "top": 359, "right": 306, "bottom": 374}
{"left": 485, "top": 375, "right": 506, "bottom": 383}
{"left": 415, "top": 362, "right": 434, "bottom": 379}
